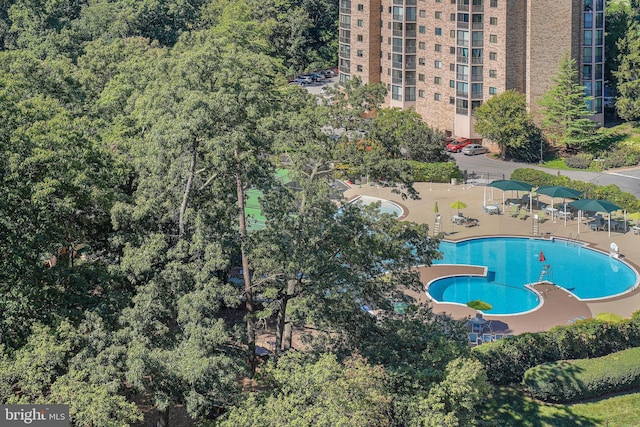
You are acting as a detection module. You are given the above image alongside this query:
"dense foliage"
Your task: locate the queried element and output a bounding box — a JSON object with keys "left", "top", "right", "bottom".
{"left": 523, "top": 347, "right": 640, "bottom": 403}
{"left": 473, "top": 313, "right": 640, "bottom": 385}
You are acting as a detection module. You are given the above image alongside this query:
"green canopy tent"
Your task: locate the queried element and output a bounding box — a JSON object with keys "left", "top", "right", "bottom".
{"left": 568, "top": 199, "right": 622, "bottom": 237}
{"left": 487, "top": 180, "right": 533, "bottom": 212}
{"left": 536, "top": 186, "right": 583, "bottom": 226}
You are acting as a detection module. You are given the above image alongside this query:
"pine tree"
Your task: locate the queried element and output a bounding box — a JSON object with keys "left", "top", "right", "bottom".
{"left": 539, "top": 51, "right": 599, "bottom": 153}
{"left": 615, "top": 21, "right": 640, "bottom": 121}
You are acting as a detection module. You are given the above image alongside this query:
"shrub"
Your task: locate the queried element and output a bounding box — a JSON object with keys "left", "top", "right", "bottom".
{"left": 473, "top": 313, "right": 640, "bottom": 385}
{"left": 564, "top": 153, "right": 593, "bottom": 169}
{"left": 406, "top": 160, "right": 461, "bottom": 183}
{"left": 510, "top": 168, "right": 640, "bottom": 213}
{"left": 523, "top": 347, "right": 640, "bottom": 403}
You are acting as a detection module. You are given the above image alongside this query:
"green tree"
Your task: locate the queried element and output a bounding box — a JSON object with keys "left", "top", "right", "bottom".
{"left": 369, "top": 107, "right": 448, "bottom": 163}
{"left": 219, "top": 353, "right": 394, "bottom": 426}
{"left": 539, "top": 51, "right": 600, "bottom": 153}
{"left": 605, "top": 0, "right": 634, "bottom": 88}
{"left": 473, "top": 90, "right": 539, "bottom": 161}
{"left": 615, "top": 21, "right": 640, "bottom": 121}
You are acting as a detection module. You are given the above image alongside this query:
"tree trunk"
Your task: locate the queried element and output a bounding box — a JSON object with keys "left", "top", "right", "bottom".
{"left": 235, "top": 147, "right": 256, "bottom": 375}
{"left": 156, "top": 407, "right": 169, "bottom": 427}
{"left": 275, "top": 279, "right": 297, "bottom": 353}
{"left": 179, "top": 139, "right": 197, "bottom": 238}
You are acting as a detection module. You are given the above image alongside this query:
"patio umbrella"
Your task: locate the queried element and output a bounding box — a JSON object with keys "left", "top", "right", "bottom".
{"left": 487, "top": 180, "right": 533, "bottom": 209}
{"left": 536, "top": 186, "right": 583, "bottom": 226}
{"left": 434, "top": 201, "right": 439, "bottom": 214}
{"left": 450, "top": 200, "right": 467, "bottom": 215}
{"left": 568, "top": 199, "right": 622, "bottom": 237}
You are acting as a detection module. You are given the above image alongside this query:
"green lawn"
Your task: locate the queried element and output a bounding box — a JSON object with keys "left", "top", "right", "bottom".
{"left": 480, "top": 386, "right": 640, "bottom": 426}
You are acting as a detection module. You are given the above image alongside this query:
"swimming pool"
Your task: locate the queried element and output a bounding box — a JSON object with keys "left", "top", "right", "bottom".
{"left": 350, "top": 195, "right": 405, "bottom": 217}
{"left": 428, "top": 237, "right": 639, "bottom": 315}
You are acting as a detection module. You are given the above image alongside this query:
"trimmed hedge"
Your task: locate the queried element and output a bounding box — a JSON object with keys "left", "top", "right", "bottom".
{"left": 510, "top": 168, "right": 640, "bottom": 213}
{"left": 406, "top": 160, "right": 462, "bottom": 183}
{"left": 523, "top": 347, "right": 640, "bottom": 403}
{"left": 472, "top": 312, "right": 640, "bottom": 385}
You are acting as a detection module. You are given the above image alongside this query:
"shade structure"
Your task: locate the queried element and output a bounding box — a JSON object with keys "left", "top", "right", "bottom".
{"left": 434, "top": 201, "right": 439, "bottom": 213}
{"left": 536, "top": 185, "right": 583, "bottom": 200}
{"left": 537, "top": 186, "right": 583, "bottom": 226}
{"left": 568, "top": 199, "right": 622, "bottom": 237}
{"left": 487, "top": 180, "right": 533, "bottom": 211}
{"left": 487, "top": 179, "right": 533, "bottom": 192}
{"left": 568, "top": 199, "right": 621, "bottom": 213}
{"left": 450, "top": 200, "right": 467, "bottom": 214}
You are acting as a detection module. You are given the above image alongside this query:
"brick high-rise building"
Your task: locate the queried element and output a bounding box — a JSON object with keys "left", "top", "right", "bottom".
{"left": 338, "top": 0, "right": 605, "bottom": 139}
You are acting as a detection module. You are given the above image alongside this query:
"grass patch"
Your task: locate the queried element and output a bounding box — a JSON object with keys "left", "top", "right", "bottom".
{"left": 480, "top": 386, "right": 640, "bottom": 426}
{"left": 538, "top": 158, "right": 599, "bottom": 172}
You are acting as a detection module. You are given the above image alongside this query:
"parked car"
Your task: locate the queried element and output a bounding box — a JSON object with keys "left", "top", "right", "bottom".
{"left": 446, "top": 138, "right": 473, "bottom": 153}
{"left": 311, "top": 72, "right": 325, "bottom": 81}
{"left": 294, "top": 76, "right": 312, "bottom": 84}
{"left": 462, "top": 144, "right": 489, "bottom": 156}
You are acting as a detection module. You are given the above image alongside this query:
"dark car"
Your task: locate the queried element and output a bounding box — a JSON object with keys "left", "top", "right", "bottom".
{"left": 461, "top": 144, "right": 489, "bottom": 156}
{"left": 446, "top": 138, "right": 473, "bottom": 153}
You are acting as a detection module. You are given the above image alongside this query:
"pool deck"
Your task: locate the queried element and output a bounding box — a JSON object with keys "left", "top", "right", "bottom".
{"left": 344, "top": 181, "right": 640, "bottom": 334}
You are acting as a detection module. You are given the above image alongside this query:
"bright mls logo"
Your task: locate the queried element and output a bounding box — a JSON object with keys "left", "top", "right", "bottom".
{"left": 0, "top": 405, "right": 69, "bottom": 426}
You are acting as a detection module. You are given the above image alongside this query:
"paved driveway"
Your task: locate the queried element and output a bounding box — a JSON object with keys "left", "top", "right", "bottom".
{"left": 452, "top": 152, "right": 640, "bottom": 199}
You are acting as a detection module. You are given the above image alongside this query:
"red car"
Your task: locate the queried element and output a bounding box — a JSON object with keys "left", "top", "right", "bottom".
{"left": 446, "top": 138, "right": 473, "bottom": 153}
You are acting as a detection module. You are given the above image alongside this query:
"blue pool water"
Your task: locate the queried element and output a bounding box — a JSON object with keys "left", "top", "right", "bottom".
{"left": 351, "top": 196, "right": 404, "bottom": 217}
{"left": 429, "top": 237, "right": 639, "bottom": 315}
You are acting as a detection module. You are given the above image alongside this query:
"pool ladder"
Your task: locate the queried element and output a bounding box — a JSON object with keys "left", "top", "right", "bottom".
{"left": 538, "top": 264, "right": 553, "bottom": 283}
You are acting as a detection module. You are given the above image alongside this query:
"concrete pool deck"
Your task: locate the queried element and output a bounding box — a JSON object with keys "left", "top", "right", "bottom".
{"left": 344, "top": 181, "right": 640, "bottom": 334}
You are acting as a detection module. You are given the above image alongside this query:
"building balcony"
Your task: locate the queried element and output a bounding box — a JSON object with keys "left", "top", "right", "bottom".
{"left": 456, "top": 91, "right": 469, "bottom": 97}
{"left": 472, "top": 22, "right": 483, "bottom": 30}
{"left": 457, "top": 22, "right": 469, "bottom": 29}
{"left": 457, "top": 56, "right": 469, "bottom": 64}
{"left": 456, "top": 73, "right": 469, "bottom": 80}
{"left": 472, "top": 40, "right": 483, "bottom": 47}
{"left": 471, "top": 57, "right": 483, "bottom": 64}
{"left": 458, "top": 4, "right": 469, "bottom": 11}
{"left": 456, "top": 107, "right": 469, "bottom": 115}
{"left": 471, "top": 74, "right": 483, "bottom": 81}
{"left": 406, "top": 30, "right": 417, "bottom": 37}
{"left": 471, "top": 91, "right": 483, "bottom": 99}
{"left": 339, "top": 7, "right": 351, "bottom": 14}
{"left": 339, "top": 37, "right": 350, "bottom": 44}
{"left": 340, "top": 22, "right": 350, "bottom": 29}
{"left": 405, "top": 62, "right": 416, "bottom": 70}
{"left": 472, "top": 5, "right": 483, "bottom": 12}
{"left": 405, "top": 46, "right": 416, "bottom": 54}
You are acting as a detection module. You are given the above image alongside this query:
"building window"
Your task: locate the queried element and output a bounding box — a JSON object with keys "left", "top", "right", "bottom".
{"left": 450, "top": 13, "right": 456, "bottom": 21}
{"left": 357, "top": 65, "right": 363, "bottom": 72}
{"left": 406, "top": 87, "right": 416, "bottom": 101}
{"left": 449, "top": 79, "right": 455, "bottom": 88}
{"left": 472, "top": 100, "right": 482, "bottom": 110}
{"left": 449, "top": 96, "right": 455, "bottom": 104}
{"left": 357, "top": 50, "right": 363, "bottom": 57}
{"left": 490, "top": 0, "right": 497, "bottom": 6}
{"left": 419, "top": 26, "right": 426, "bottom": 34}
{"left": 435, "top": 27, "right": 442, "bottom": 35}
{"left": 449, "top": 63, "right": 455, "bottom": 71}
{"left": 450, "top": 29, "right": 456, "bottom": 38}
{"left": 450, "top": 46, "right": 456, "bottom": 54}
{"left": 473, "top": 0, "right": 482, "bottom": 5}
{"left": 357, "top": 19, "right": 363, "bottom": 26}
{"left": 357, "top": 35, "right": 363, "bottom": 41}
{"left": 419, "top": 73, "right": 425, "bottom": 81}
{"left": 489, "top": 69, "right": 497, "bottom": 77}
{"left": 434, "top": 76, "right": 441, "bottom": 84}
{"left": 489, "top": 51, "right": 497, "bottom": 60}
{"left": 435, "top": 44, "right": 442, "bottom": 52}
{"left": 490, "top": 17, "right": 497, "bottom": 25}
{"left": 434, "top": 93, "right": 441, "bottom": 101}
{"left": 419, "top": 57, "right": 426, "bottom": 65}
{"left": 489, "top": 34, "right": 497, "bottom": 43}
{"left": 419, "top": 41, "right": 426, "bottom": 49}
{"left": 489, "top": 87, "right": 497, "bottom": 95}
{"left": 419, "top": 90, "right": 425, "bottom": 98}
{"left": 392, "top": 86, "right": 402, "bottom": 100}
{"left": 420, "top": 9, "right": 426, "bottom": 17}
{"left": 435, "top": 60, "right": 443, "bottom": 68}
{"left": 435, "top": 11, "right": 442, "bottom": 19}
{"left": 357, "top": 3, "right": 364, "bottom": 11}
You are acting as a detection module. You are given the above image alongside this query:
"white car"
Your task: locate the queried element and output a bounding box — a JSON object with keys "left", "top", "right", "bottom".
{"left": 461, "top": 144, "right": 489, "bottom": 156}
